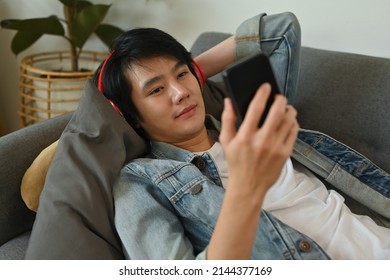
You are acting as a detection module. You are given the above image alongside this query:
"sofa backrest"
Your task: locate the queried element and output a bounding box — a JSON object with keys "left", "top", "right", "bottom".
{"left": 295, "top": 47, "right": 390, "bottom": 173}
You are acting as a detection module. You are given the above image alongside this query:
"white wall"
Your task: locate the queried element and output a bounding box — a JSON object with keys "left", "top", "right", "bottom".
{"left": 1, "top": 0, "right": 389, "bottom": 134}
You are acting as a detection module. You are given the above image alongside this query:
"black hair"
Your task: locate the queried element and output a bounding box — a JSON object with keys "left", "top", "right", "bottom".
{"left": 93, "top": 28, "right": 200, "bottom": 131}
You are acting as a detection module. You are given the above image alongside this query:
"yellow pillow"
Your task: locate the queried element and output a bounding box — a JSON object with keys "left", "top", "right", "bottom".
{"left": 21, "top": 140, "right": 59, "bottom": 212}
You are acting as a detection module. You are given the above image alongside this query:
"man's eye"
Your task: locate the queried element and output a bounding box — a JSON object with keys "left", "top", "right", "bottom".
{"left": 148, "top": 87, "right": 163, "bottom": 96}
{"left": 178, "top": 71, "right": 188, "bottom": 79}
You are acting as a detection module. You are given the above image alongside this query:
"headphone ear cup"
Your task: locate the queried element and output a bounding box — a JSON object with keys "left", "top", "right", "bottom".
{"left": 192, "top": 61, "right": 206, "bottom": 87}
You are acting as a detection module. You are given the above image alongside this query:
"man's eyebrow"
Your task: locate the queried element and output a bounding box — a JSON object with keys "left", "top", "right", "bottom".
{"left": 173, "top": 60, "right": 185, "bottom": 72}
{"left": 142, "top": 76, "right": 162, "bottom": 92}
{"left": 141, "top": 61, "right": 185, "bottom": 92}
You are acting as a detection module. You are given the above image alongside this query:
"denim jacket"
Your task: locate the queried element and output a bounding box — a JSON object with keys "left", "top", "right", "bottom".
{"left": 114, "top": 115, "right": 390, "bottom": 260}
{"left": 115, "top": 116, "right": 328, "bottom": 259}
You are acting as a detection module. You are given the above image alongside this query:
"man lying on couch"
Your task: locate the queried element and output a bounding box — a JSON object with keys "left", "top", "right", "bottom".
{"left": 25, "top": 12, "right": 390, "bottom": 260}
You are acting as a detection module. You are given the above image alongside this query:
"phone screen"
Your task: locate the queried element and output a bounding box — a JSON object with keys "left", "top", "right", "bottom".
{"left": 222, "top": 53, "right": 281, "bottom": 127}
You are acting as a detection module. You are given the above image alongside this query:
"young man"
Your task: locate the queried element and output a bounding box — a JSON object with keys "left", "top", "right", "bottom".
{"left": 95, "top": 12, "right": 390, "bottom": 259}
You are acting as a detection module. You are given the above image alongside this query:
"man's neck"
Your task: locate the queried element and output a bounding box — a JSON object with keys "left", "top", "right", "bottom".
{"left": 173, "top": 127, "right": 214, "bottom": 152}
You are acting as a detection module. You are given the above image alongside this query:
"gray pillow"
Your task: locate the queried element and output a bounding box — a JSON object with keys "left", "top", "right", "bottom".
{"left": 25, "top": 80, "right": 149, "bottom": 259}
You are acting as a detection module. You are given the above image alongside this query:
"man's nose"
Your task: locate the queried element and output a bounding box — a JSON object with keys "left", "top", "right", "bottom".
{"left": 171, "top": 82, "right": 190, "bottom": 103}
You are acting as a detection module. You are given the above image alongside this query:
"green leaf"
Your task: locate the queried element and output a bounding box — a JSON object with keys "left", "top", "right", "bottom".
{"left": 1, "top": 19, "right": 18, "bottom": 29}
{"left": 11, "top": 30, "right": 43, "bottom": 55}
{"left": 71, "top": 4, "right": 111, "bottom": 49}
{"left": 60, "top": 0, "right": 92, "bottom": 7}
{"left": 76, "top": 1, "right": 93, "bottom": 11}
{"left": 94, "top": 24, "right": 124, "bottom": 48}
{"left": 1, "top": 17, "right": 64, "bottom": 36}
{"left": 59, "top": 0, "right": 79, "bottom": 6}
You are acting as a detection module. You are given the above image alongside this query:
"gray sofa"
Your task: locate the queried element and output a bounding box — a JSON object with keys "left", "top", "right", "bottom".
{"left": 1, "top": 32, "right": 389, "bottom": 259}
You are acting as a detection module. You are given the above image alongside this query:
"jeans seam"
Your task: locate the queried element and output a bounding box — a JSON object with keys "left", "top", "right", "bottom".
{"left": 235, "top": 35, "right": 260, "bottom": 42}
{"left": 260, "top": 35, "right": 292, "bottom": 98}
{"left": 283, "top": 34, "right": 292, "bottom": 97}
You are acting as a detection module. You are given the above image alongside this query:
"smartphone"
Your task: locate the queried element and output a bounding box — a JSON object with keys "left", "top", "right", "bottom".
{"left": 222, "top": 53, "right": 281, "bottom": 127}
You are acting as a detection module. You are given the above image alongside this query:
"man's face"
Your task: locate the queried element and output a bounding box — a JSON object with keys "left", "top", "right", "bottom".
{"left": 126, "top": 56, "right": 206, "bottom": 145}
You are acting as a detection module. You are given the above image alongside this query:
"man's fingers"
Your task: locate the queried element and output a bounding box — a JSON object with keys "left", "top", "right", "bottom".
{"left": 261, "top": 94, "right": 288, "bottom": 132}
{"left": 281, "top": 120, "right": 299, "bottom": 156}
{"left": 266, "top": 104, "right": 299, "bottom": 154}
{"left": 219, "top": 98, "right": 237, "bottom": 145}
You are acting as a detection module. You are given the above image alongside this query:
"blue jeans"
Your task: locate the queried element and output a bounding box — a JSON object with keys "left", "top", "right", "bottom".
{"left": 294, "top": 129, "right": 390, "bottom": 223}
{"left": 235, "top": 12, "right": 301, "bottom": 102}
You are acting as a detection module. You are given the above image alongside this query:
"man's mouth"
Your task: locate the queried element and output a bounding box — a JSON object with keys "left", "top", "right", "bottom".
{"left": 176, "top": 104, "right": 197, "bottom": 119}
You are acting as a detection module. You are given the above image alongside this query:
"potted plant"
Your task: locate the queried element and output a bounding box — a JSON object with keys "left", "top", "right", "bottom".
{"left": 1, "top": 0, "right": 123, "bottom": 126}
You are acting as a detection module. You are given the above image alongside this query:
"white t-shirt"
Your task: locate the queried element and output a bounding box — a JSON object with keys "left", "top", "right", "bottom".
{"left": 202, "top": 141, "right": 390, "bottom": 259}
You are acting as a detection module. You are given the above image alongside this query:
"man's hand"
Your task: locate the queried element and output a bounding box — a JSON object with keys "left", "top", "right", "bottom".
{"left": 207, "top": 83, "right": 299, "bottom": 259}
{"left": 219, "top": 83, "right": 299, "bottom": 204}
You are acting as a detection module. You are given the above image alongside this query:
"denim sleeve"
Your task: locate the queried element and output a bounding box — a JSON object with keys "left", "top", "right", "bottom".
{"left": 113, "top": 166, "right": 207, "bottom": 260}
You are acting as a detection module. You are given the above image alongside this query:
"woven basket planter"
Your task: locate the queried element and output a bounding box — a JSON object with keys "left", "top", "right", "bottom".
{"left": 18, "top": 50, "right": 107, "bottom": 127}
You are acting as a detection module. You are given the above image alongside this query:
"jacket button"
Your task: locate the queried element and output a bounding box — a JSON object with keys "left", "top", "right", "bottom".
{"left": 299, "top": 240, "right": 311, "bottom": 252}
{"left": 191, "top": 184, "right": 203, "bottom": 195}
{"left": 192, "top": 157, "right": 206, "bottom": 170}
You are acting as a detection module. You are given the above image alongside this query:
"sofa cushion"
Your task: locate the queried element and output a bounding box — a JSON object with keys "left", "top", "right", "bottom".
{"left": 0, "top": 231, "right": 30, "bottom": 260}
{"left": 25, "top": 80, "right": 149, "bottom": 259}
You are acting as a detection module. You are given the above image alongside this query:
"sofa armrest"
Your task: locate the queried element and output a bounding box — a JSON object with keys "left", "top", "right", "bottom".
{"left": 0, "top": 113, "right": 71, "bottom": 246}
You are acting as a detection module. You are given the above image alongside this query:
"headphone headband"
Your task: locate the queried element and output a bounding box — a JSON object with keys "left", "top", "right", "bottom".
{"left": 98, "top": 52, "right": 113, "bottom": 93}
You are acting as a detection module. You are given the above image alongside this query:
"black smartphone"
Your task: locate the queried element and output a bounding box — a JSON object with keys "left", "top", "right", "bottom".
{"left": 222, "top": 53, "right": 281, "bottom": 127}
